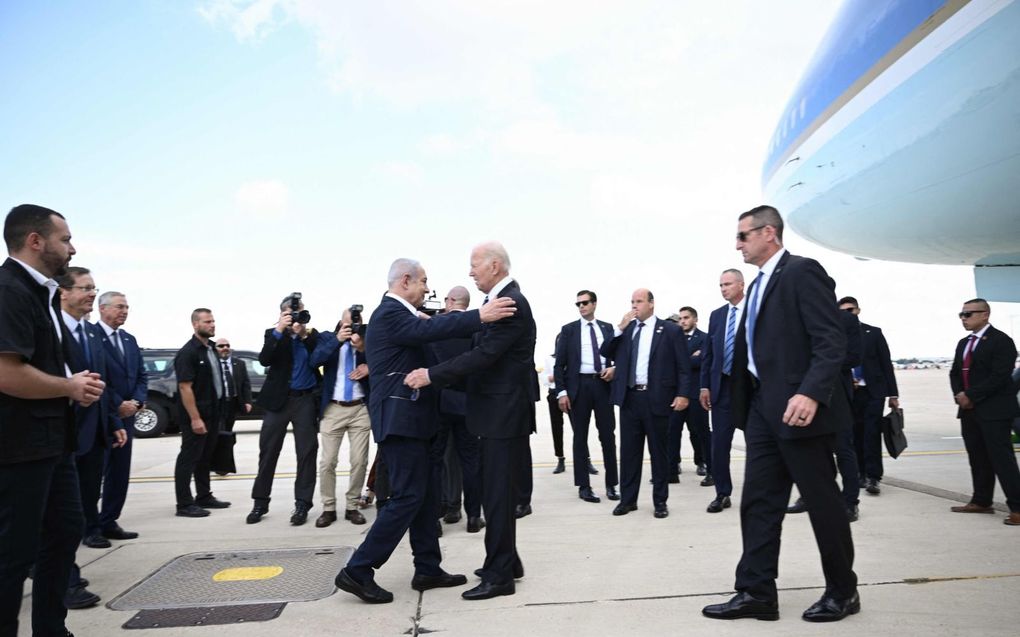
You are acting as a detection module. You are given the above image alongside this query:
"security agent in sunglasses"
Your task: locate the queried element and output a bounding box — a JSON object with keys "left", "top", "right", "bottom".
{"left": 335, "top": 258, "right": 514, "bottom": 604}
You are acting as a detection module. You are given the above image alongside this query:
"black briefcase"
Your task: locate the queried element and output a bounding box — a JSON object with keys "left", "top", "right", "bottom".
{"left": 210, "top": 430, "right": 237, "bottom": 475}
{"left": 882, "top": 408, "right": 907, "bottom": 459}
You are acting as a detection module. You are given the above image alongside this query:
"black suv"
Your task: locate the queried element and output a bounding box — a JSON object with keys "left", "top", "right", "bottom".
{"left": 133, "top": 348, "right": 267, "bottom": 438}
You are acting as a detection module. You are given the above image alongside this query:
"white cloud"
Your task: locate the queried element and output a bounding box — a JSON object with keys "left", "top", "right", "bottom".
{"left": 233, "top": 179, "right": 289, "bottom": 217}
{"left": 197, "top": 0, "right": 291, "bottom": 42}
{"left": 374, "top": 161, "right": 425, "bottom": 187}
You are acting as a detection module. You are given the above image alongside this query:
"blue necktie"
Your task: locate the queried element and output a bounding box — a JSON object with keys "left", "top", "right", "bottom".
{"left": 76, "top": 323, "right": 92, "bottom": 367}
{"left": 627, "top": 322, "right": 645, "bottom": 387}
{"left": 588, "top": 322, "right": 603, "bottom": 373}
{"left": 722, "top": 305, "right": 737, "bottom": 374}
{"left": 343, "top": 344, "right": 355, "bottom": 401}
{"left": 746, "top": 271, "right": 764, "bottom": 362}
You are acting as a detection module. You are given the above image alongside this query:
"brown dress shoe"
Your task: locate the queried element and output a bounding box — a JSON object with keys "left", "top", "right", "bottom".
{"left": 950, "top": 503, "right": 995, "bottom": 514}
{"left": 1005, "top": 512, "right": 1020, "bottom": 526}
{"left": 345, "top": 509, "right": 367, "bottom": 525}
{"left": 315, "top": 511, "right": 337, "bottom": 528}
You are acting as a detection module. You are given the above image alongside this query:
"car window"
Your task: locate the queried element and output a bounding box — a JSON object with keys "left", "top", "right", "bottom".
{"left": 143, "top": 356, "right": 174, "bottom": 374}
{"left": 243, "top": 358, "right": 267, "bottom": 378}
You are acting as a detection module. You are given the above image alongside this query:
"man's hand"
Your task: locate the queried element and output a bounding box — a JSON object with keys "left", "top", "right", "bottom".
{"left": 112, "top": 429, "right": 127, "bottom": 448}
{"left": 618, "top": 310, "right": 638, "bottom": 332}
{"left": 275, "top": 311, "right": 294, "bottom": 334}
{"left": 671, "top": 396, "right": 689, "bottom": 411}
{"left": 244, "top": 403, "right": 252, "bottom": 414}
{"left": 479, "top": 297, "right": 516, "bottom": 323}
{"left": 117, "top": 400, "right": 139, "bottom": 418}
{"left": 954, "top": 392, "right": 973, "bottom": 410}
{"left": 692, "top": 349, "right": 701, "bottom": 357}
{"left": 405, "top": 368, "right": 431, "bottom": 389}
{"left": 69, "top": 371, "right": 105, "bottom": 406}
{"left": 700, "top": 388, "right": 712, "bottom": 411}
{"left": 889, "top": 397, "right": 900, "bottom": 410}
{"left": 351, "top": 333, "right": 365, "bottom": 352}
{"left": 191, "top": 418, "right": 207, "bottom": 435}
{"left": 600, "top": 367, "right": 615, "bottom": 382}
{"left": 783, "top": 394, "right": 819, "bottom": 426}
{"left": 349, "top": 363, "right": 369, "bottom": 381}
{"left": 336, "top": 325, "right": 353, "bottom": 342}
{"left": 558, "top": 395, "right": 571, "bottom": 412}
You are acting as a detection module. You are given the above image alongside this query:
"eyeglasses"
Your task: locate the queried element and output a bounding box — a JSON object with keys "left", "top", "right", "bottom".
{"left": 216, "top": 344, "right": 231, "bottom": 349}
{"left": 841, "top": 307, "right": 856, "bottom": 313}
{"left": 736, "top": 225, "right": 768, "bottom": 242}
{"left": 575, "top": 300, "right": 592, "bottom": 307}
{"left": 64, "top": 286, "right": 99, "bottom": 293}
{"left": 958, "top": 310, "right": 988, "bottom": 319}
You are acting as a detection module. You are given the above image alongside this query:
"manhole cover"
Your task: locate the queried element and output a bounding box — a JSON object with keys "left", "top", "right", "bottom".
{"left": 108, "top": 546, "right": 353, "bottom": 610}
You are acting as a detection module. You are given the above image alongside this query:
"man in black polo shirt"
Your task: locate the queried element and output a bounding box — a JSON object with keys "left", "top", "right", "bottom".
{"left": 246, "top": 295, "right": 326, "bottom": 526}
{"left": 173, "top": 308, "right": 231, "bottom": 517}
{"left": 0, "top": 203, "right": 107, "bottom": 637}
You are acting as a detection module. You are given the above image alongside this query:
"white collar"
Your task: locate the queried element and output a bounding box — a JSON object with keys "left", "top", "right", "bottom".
{"left": 487, "top": 275, "right": 514, "bottom": 299}
{"left": 579, "top": 317, "right": 600, "bottom": 328}
{"left": 98, "top": 320, "right": 118, "bottom": 337}
{"left": 970, "top": 324, "right": 992, "bottom": 339}
{"left": 385, "top": 292, "right": 419, "bottom": 315}
{"left": 61, "top": 309, "right": 84, "bottom": 333}
{"left": 9, "top": 256, "right": 57, "bottom": 292}
{"left": 758, "top": 247, "right": 787, "bottom": 278}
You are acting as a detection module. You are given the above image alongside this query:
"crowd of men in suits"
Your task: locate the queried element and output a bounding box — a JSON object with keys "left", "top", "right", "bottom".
{"left": 3, "top": 203, "right": 1019, "bottom": 635}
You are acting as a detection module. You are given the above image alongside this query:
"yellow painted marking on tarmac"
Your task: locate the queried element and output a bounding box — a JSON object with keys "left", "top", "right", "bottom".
{"left": 903, "top": 573, "right": 1020, "bottom": 585}
{"left": 212, "top": 566, "right": 283, "bottom": 582}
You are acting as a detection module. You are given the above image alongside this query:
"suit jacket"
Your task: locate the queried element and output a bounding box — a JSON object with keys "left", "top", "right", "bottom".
{"left": 700, "top": 303, "right": 732, "bottom": 399}
{"left": 684, "top": 328, "right": 706, "bottom": 399}
{"left": 230, "top": 357, "right": 252, "bottom": 404}
{"left": 857, "top": 322, "right": 898, "bottom": 400}
{"left": 364, "top": 295, "right": 484, "bottom": 443}
{"left": 257, "top": 327, "right": 323, "bottom": 412}
{"left": 601, "top": 317, "right": 691, "bottom": 416}
{"left": 311, "top": 335, "right": 369, "bottom": 415}
{"left": 839, "top": 310, "right": 863, "bottom": 402}
{"left": 427, "top": 326, "right": 473, "bottom": 417}
{"left": 97, "top": 325, "right": 148, "bottom": 430}
{"left": 69, "top": 321, "right": 123, "bottom": 455}
{"left": 553, "top": 318, "right": 614, "bottom": 401}
{"left": 730, "top": 251, "right": 850, "bottom": 439}
{"left": 429, "top": 280, "right": 540, "bottom": 439}
{"left": 0, "top": 258, "right": 74, "bottom": 463}
{"left": 949, "top": 325, "right": 1020, "bottom": 420}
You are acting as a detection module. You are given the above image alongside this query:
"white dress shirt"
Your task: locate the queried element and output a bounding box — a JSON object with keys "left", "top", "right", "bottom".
{"left": 747, "top": 248, "right": 786, "bottom": 379}
{"left": 331, "top": 341, "right": 366, "bottom": 402}
{"left": 578, "top": 318, "right": 607, "bottom": 374}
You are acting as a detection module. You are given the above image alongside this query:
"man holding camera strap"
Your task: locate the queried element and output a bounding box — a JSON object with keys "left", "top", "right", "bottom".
{"left": 310, "top": 306, "right": 371, "bottom": 527}
{"left": 246, "top": 293, "right": 326, "bottom": 526}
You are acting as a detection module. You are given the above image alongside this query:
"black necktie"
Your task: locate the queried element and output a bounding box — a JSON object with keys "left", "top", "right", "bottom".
{"left": 221, "top": 359, "right": 235, "bottom": 399}
{"left": 76, "top": 323, "right": 92, "bottom": 367}
{"left": 588, "top": 322, "right": 602, "bottom": 373}
{"left": 628, "top": 322, "right": 645, "bottom": 387}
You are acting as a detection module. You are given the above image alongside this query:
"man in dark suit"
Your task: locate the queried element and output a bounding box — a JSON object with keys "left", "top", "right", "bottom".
{"left": 600, "top": 289, "right": 690, "bottom": 519}
{"left": 837, "top": 297, "right": 900, "bottom": 495}
{"left": 310, "top": 307, "right": 370, "bottom": 528}
{"left": 703, "top": 205, "right": 858, "bottom": 623}
{"left": 406, "top": 241, "right": 539, "bottom": 601}
{"left": 554, "top": 289, "right": 619, "bottom": 503}
{"left": 0, "top": 204, "right": 107, "bottom": 637}
{"left": 700, "top": 269, "right": 745, "bottom": 513}
{"left": 95, "top": 290, "right": 147, "bottom": 540}
{"left": 335, "top": 258, "right": 514, "bottom": 604}
{"left": 247, "top": 294, "right": 326, "bottom": 526}
{"left": 214, "top": 338, "right": 252, "bottom": 432}
{"left": 173, "top": 308, "right": 231, "bottom": 517}
{"left": 670, "top": 306, "right": 711, "bottom": 483}
{"left": 949, "top": 298, "right": 1020, "bottom": 526}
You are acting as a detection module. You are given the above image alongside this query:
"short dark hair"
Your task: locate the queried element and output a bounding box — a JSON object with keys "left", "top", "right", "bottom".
{"left": 55, "top": 266, "right": 91, "bottom": 288}
{"left": 964, "top": 298, "right": 990, "bottom": 310}
{"left": 739, "top": 204, "right": 784, "bottom": 241}
{"left": 280, "top": 294, "right": 302, "bottom": 310}
{"left": 837, "top": 296, "right": 859, "bottom": 307}
{"left": 678, "top": 306, "right": 697, "bottom": 318}
{"left": 647, "top": 290, "right": 655, "bottom": 302}
{"left": 191, "top": 308, "right": 212, "bottom": 323}
{"left": 4, "top": 204, "right": 66, "bottom": 251}
{"left": 576, "top": 289, "right": 597, "bottom": 303}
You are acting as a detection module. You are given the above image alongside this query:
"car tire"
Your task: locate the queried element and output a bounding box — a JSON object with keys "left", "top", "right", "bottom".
{"left": 133, "top": 400, "right": 171, "bottom": 438}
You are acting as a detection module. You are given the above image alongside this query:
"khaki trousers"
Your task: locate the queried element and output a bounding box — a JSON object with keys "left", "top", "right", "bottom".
{"left": 318, "top": 402, "right": 371, "bottom": 512}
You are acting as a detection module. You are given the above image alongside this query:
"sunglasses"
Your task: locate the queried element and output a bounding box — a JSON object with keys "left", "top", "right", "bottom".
{"left": 575, "top": 300, "right": 592, "bottom": 307}
{"left": 216, "top": 344, "right": 231, "bottom": 349}
{"left": 958, "top": 310, "right": 988, "bottom": 319}
{"left": 736, "top": 225, "right": 768, "bottom": 242}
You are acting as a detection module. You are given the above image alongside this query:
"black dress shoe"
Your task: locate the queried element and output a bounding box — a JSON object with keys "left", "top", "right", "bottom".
{"left": 64, "top": 585, "right": 100, "bottom": 610}
{"left": 246, "top": 505, "right": 268, "bottom": 524}
{"left": 847, "top": 505, "right": 859, "bottom": 522}
{"left": 703, "top": 592, "right": 779, "bottom": 621}
{"left": 802, "top": 591, "right": 860, "bottom": 622}
{"left": 315, "top": 511, "right": 337, "bottom": 528}
{"left": 787, "top": 498, "right": 807, "bottom": 514}
{"left": 473, "top": 562, "right": 524, "bottom": 579}
{"left": 606, "top": 486, "right": 620, "bottom": 501}
{"left": 176, "top": 504, "right": 210, "bottom": 518}
{"left": 290, "top": 503, "right": 311, "bottom": 526}
{"left": 653, "top": 505, "right": 669, "bottom": 519}
{"left": 612, "top": 502, "right": 637, "bottom": 516}
{"left": 195, "top": 495, "right": 231, "bottom": 509}
{"left": 82, "top": 533, "right": 111, "bottom": 549}
{"left": 335, "top": 568, "right": 394, "bottom": 604}
{"left": 707, "top": 496, "right": 731, "bottom": 513}
{"left": 411, "top": 571, "right": 468, "bottom": 591}
{"left": 579, "top": 487, "right": 600, "bottom": 503}
{"left": 667, "top": 475, "right": 680, "bottom": 484}
{"left": 553, "top": 457, "right": 565, "bottom": 474}
{"left": 696, "top": 463, "right": 707, "bottom": 476}
{"left": 345, "top": 509, "right": 366, "bottom": 525}
{"left": 700, "top": 474, "right": 715, "bottom": 487}
{"left": 587, "top": 459, "right": 599, "bottom": 475}
{"left": 467, "top": 516, "right": 485, "bottom": 533}
{"left": 514, "top": 504, "right": 532, "bottom": 519}
{"left": 462, "top": 580, "right": 515, "bottom": 600}
{"left": 101, "top": 524, "right": 138, "bottom": 540}
{"left": 865, "top": 479, "right": 881, "bottom": 495}
{"left": 443, "top": 509, "right": 462, "bottom": 524}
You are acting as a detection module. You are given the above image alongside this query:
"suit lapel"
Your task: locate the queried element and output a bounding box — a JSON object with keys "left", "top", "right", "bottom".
{"left": 756, "top": 251, "right": 789, "bottom": 315}
{"left": 648, "top": 318, "right": 663, "bottom": 359}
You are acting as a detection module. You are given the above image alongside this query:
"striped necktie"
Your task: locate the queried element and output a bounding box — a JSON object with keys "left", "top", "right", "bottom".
{"left": 722, "top": 305, "right": 737, "bottom": 374}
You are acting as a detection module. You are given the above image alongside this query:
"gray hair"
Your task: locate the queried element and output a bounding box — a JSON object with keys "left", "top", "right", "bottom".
{"left": 474, "top": 241, "right": 511, "bottom": 272}
{"left": 387, "top": 258, "right": 422, "bottom": 288}
{"left": 721, "top": 268, "right": 744, "bottom": 281}
{"left": 98, "top": 291, "right": 125, "bottom": 307}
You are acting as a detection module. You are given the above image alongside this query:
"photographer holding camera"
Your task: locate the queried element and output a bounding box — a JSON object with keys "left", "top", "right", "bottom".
{"left": 247, "top": 293, "right": 326, "bottom": 526}
{"left": 309, "top": 305, "right": 371, "bottom": 527}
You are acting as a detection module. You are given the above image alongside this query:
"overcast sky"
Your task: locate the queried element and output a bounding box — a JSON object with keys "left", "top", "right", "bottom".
{"left": 3, "top": 0, "right": 1016, "bottom": 359}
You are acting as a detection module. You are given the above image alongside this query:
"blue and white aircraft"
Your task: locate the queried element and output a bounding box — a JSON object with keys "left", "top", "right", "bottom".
{"left": 763, "top": 0, "right": 1020, "bottom": 301}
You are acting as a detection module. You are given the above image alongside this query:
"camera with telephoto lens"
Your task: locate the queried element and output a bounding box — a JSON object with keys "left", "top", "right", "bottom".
{"left": 288, "top": 292, "right": 311, "bottom": 324}
{"left": 349, "top": 304, "right": 364, "bottom": 335}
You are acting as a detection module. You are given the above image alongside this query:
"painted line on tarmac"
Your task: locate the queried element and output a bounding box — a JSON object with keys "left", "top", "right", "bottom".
{"left": 881, "top": 476, "right": 1009, "bottom": 512}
